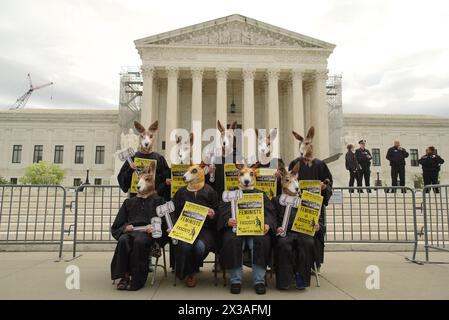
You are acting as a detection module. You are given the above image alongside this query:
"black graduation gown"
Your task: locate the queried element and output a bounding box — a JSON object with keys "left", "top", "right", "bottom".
{"left": 117, "top": 151, "right": 170, "bottom": 197}
{"left": 217, "top": 188, "right": 277, "bottom": 270}
{"left": 272, "top": 195, "right": 315, "bottom": 288}
{"left": 172, "top": 184, "right": 219, "bottom": 279}
{"left": 110, "top": 193, "right": 167, "bottom": 289}
{"left": 288, "top": 157, "right": 333, "bottom": 267}
{"left": 206, "top": 150, "right": 244, "bottom": 200}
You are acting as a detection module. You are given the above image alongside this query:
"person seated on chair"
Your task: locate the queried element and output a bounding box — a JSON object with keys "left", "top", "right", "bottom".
{"left": 171, "top": 162, "right": 219, "bottom": 287}
{"left": 217, "top": 162, "right": 276, "bottom": 295}
{"left": 110, "top": 162, "right": 168, "bottom": 291}
{"left": 272, "top": 160, "right": 317, "bottom": 290}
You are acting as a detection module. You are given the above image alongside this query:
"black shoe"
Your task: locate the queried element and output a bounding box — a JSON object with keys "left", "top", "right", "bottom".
{"left": 254, "top": 283, "right": 266, "bottom": 295}
{"left": 230, "top": 283, "right": 241, "bottom": 294}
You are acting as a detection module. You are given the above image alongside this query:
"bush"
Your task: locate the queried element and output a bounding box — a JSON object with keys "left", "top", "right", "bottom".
{"left": 0, "top": 176, "right": 8, "bottom": 185}
{"left": 20, "top": 161, "right": 65, "bottom": 185}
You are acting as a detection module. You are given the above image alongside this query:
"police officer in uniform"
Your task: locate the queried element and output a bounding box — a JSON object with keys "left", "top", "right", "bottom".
{"left": 386, "top": 140, "right": 409, "bottom": 192}
{"left": 355, "top": 140, "right": 372, "bottom": 192}
{"left": 418, "top": 146, "right": 445, "bottom": 193}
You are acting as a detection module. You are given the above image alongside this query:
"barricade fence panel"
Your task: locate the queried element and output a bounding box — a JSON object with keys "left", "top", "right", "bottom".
{"left": 422, "top": 184, "right": 449, "bottom": 262}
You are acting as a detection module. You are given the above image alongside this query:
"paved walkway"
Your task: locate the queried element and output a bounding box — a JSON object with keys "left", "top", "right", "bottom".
{"left": 0, "top": 251, "right": 448, "bottom": 300}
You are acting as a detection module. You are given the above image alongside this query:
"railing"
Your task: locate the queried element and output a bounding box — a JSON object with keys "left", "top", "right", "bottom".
{"left": 325, "top": 186, "right": 419, "bottom": 261}
{"left": 421, "top": 184, "right": 449, "bottom": 263}
{"left": 0, "top": 185, "right": 67, "bottom": 259}
{"left": 71, "top": 185, "right": 128, "bottom": 259}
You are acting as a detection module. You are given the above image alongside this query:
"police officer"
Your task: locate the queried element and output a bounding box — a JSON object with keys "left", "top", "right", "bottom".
{"left": 345, "top": 144, "right": 362, "bottom": 193}
{"left": 386, "top": 140, "right": 409, "bottom": 192}
{"left": 418, "top": 146, "right": 445, "bottom": 193}
{"left": 355, "top": 139, "right": 372, "bottom": 192}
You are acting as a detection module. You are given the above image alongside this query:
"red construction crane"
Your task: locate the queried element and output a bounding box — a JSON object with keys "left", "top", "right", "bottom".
{"left": 9, "top": 73, "right": 53, "bottom": 110}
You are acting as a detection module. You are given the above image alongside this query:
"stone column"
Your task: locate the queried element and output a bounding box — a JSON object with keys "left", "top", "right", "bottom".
{"left": 311, "top": 70, "right": 330, "bottom": 159}
{"left": 191, "top": 67, "right": 203, "bottom": 163}
{"left": 303, "top": 81, "right": 312, "bottom": 131}
{"left": 266, "top": 68, "right": 280, "bottom": 131}
{"left": 165, "top": 66, "right": 179, "bottom": 164}
{"left": 242, "top": 68, "right": 256, "bottom": 159}
{"left": 216, "top": 67, "right": 228, "bottom": 126}
{"left": 140, "top": 65, "right": 154, "bottom": 127}
{"left": 291, "top": 69, "right": 305, "bottom": 137}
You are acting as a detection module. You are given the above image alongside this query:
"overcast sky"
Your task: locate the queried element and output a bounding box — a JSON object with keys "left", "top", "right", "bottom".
{"left": 0, "top": 0, "right": 448, "bottom": 116}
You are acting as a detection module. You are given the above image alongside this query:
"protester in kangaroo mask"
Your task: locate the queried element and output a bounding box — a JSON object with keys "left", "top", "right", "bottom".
{"left": 111, "top": 163, "right": 168, "bottom": 291}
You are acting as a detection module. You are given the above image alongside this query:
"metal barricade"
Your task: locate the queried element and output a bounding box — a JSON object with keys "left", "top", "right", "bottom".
{"left": 325, "top": 186, "right": 418, "bottom": 260}
{"left": 70, "top": 185, "right": 127, "bottom": 259}
{"left": 421, "top": 184, "right": 449, "bottom": 263}
{"left": 0, "top": 185, "right": 67, "bottom": 259}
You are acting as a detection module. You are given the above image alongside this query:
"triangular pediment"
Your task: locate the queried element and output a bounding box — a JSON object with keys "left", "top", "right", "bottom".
{"left": 135, "top": 14, "right": 335, "bottom": 50}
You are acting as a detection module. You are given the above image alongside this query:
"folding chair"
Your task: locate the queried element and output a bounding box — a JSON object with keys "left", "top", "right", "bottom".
{"left": 150, "top": 244, "right": 168, "bottom": 286}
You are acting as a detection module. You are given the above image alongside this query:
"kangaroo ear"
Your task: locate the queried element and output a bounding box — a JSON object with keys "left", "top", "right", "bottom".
{"left": 189, "top": 132, "right": 194, "bottom": 146}
{"left": 217, "top": 120, "right": 225, "bottom": 133}
{"left": 235, "top": 163, "right": 244, "bottom": 171}
{"left": 230, "top": 121, "right": 238, "bottom": 130}
{"left": 250, "top": 162, "right": 260, "bottom": 170}
{"left": 149, "top": 161, "right": 156, "bottom": 174}
{"left": 199, "top": 161, "right": 207, "bottom": 169}
{"left": 269, "top": 128, "right": 278, "bottom": 141}
{"left": 292, "top": 131, "right": 304, "bottom": 142}
{"left": 148, "top": 120, "right": 158, "bottom": 132}
{"left": 134, "top": 121, "right": 146, "bottom": 133}
{"left": 255, "top": 129, "right": 259, "bottom": 139}
{"left": 290, "top": 160, "right": 301, "bottom": 176}
{"left": 306, "top": 126, "right": 315, "bottom": 140}
{"left": 175, "top": 135, "right": 182, "bottom": 145}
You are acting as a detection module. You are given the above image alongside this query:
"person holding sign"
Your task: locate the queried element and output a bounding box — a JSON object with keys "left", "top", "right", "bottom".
{"left": 171, "top": 162, "right": 219, "bottom": 287}
{"left": 272, "top": 161, "right": 317, "bottom": 290}
{"left": 217, "top": 163, "right": 276, "bottom": 295}
{"left": 117, "top": 120, "right": 170, "bottom": 198}
{"left": 110, "top": 163, "right": 168, "bottom": 291}
{"left": 290, "top": 126, "right": 333, "bottom": 273}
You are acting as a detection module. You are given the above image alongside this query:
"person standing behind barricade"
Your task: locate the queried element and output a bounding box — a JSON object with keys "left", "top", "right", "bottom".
{"left": 355, "top": 139, "right": 372, "bottom": 192}
{"left": 345, "top": 144, "right": 362, "bottom": 193}
{"left": 418, "top": 146, "right": 445, "bottom": 193}
{"left": 386, "top": 140, "right": 409, "bottom": 193}
{"left": 117, "top": 121, "right": 170, "bottom": 198}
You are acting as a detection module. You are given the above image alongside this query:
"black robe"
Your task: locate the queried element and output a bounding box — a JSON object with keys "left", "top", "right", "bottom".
{"left": 288, "top": 157, "right": 333, "bottom": 267}
{"left": 217, "top": 188, "right": 277, "bottom": 270}
{"left": 272, "top": 195, "right": 315, "bottom": 288}
{"left": 117, "top": 151, "right": 170, "bottom": 198}
{"left": 172, "top": 184, "right": 219, "bottom": 279}
{"left": 110, "top": 193, "right": 167, "bottom": 289}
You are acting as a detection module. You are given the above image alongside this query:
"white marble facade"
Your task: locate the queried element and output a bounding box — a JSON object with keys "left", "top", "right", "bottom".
{"left": 135, "top": 14, "right": 335, "bottom": 163}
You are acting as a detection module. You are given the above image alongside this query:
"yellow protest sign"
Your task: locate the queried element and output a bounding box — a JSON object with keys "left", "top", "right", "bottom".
{"left": 299, "top": 180, "right": 321, "bottom": 194}
{"left": 236, "top": 193, "right": 265, "bottom": 236}
{"left": 291, "top": 190, "right": 323, "bottom": 236}
{"left": 224, "top": 164, "right": 239, "bottom": 191}
{"left": 256, "top": 168, "right": 277, "bottom": 199}
{"left": 170, "top": 164, "right": 190, "bottom": 198}
{"left": 169, "top": 201, "right": 209, "bottom": 244}
{"left": 130, "top": 158, "right": 157, "bottom": 194}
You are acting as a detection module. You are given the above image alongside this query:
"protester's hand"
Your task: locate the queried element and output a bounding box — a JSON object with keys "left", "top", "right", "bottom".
{"left": 228, "top": 218, "right": 237, "bottom": 227}
{"left": 167, "top": 228, "right": 172, "bottom": 234}
{"left": 320, "top": 181, "right": 327, "bottom": 190}
{"left": 166, "top": 178, "right": 172, "bottom": 185}
{"left": 129, "top": 162, "right": 137, "bottom": 170}
{"left": 314, "top": 224, "right": 320, "bottom": 231}
{"left": 264, "top": 224, "right": 270, "bottom": 235}
{"left": 274, "top": 169, "right": 282, "bottom": 179}
{"left": 145, "top": 224, "right": 153, "bottom": 234}
{"left": 207, "top": 208, "right": 215, "bottom": 218}
{"left": 276, "top": 227, "right": 284, "bottom": 235}
{"left": 125, "top": 224, "right": 134, "bottom": 233}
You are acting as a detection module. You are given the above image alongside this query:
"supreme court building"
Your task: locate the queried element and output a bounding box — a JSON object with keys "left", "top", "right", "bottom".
{"left": 134, "top": 14, "right": 335, "bottom": 163}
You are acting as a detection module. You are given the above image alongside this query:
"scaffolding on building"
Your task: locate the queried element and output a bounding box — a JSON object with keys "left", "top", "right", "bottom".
{"left": 118, "top": 67, "right": 142, "bottom": 133}
{"left": 326, "top": 74, "right": 344, "bottom": 155}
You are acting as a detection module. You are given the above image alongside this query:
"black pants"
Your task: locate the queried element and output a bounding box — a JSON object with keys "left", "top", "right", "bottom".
{"left": 348, "top": 170, "right": 362, "bottom": 189}
{"left": 275, "top": 232, "right": 314, "bottom": 289}
{"left": 360, "top": 166, "right": 371, "bottom": 187}
{"left": 391, "top": 166, "right": 406, "bottom": 187}
{"left": 423, "top": 171, "right": 440, "bottom": 193}
{"left": 110, "top": 232, "right": 153, "bottom": 289}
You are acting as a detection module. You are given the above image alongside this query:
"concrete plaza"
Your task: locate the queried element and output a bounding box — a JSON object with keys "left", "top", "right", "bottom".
{"left": 0, "top": 251, "right": 448, "bottom": 300}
